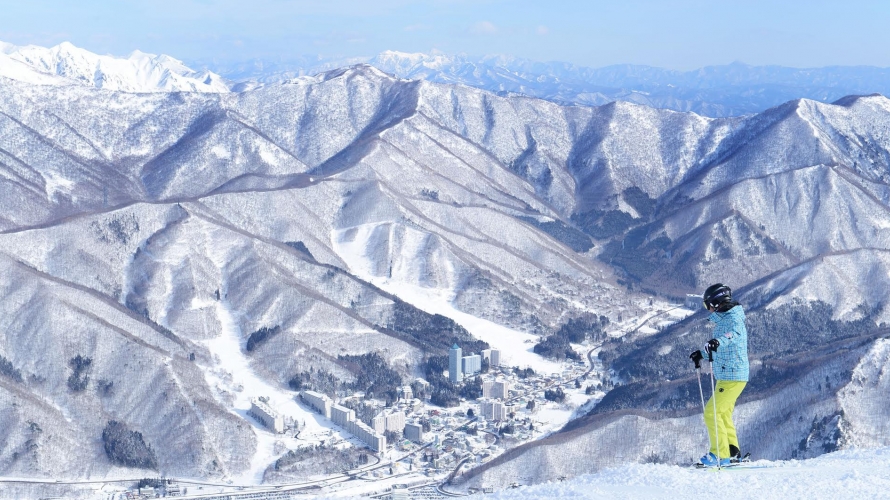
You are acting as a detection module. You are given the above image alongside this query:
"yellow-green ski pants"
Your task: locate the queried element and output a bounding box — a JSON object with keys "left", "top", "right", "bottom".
{"left": 703, "top": 380, "right": 746, "bottom": 458}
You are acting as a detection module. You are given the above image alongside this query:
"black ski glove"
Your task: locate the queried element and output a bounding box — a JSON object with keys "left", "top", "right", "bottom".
{"left": 705, "top": 338, "right": 720, "bottom": 353}
{"left": 689, "top": 350, "right": 703, "bottom": 368}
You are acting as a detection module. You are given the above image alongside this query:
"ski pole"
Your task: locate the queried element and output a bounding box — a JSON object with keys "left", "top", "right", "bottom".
{"left": 707, "top": 348, "right": 721, "bottom": 469}
{"left": 693, "top": 356, "right": 706, "bottom": 418}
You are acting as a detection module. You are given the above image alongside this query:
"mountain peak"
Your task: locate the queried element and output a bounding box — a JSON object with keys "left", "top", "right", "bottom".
{"left": 55, "top": 41, "right": 78, "bottom": 51}
{"left": 371, "top": 50, "right": 457, "bottom": 72}
{"left": 330, "top": 63, "right": 395, "bottom": 81}
{"left": 0, "top": 40, "right": 229, "bottom": 93}
{"left": 831, "top": 93, "right": 886, "bottom": 107}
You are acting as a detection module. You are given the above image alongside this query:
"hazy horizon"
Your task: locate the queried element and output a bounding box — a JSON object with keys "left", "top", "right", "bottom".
{"left": 3, "top": 0, "right": 890, "bottom": 71}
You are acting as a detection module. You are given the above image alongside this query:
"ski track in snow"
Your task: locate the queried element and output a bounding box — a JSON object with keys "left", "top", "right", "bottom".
{"left": 473, "top": 447, "right": 890, "bottom": 499}
{"left": 199, "top": 298, "right": 363, "bottom": 484}
{"left": 194, "top": 234, "right": 359, "bottom": 485}
{"left": 332, "top": 224, "right": 563, "bottom": 375}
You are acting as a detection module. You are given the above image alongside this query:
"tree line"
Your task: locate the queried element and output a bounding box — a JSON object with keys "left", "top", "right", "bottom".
{"left": 534, "top": 315, "right": 610, "bottom": 360}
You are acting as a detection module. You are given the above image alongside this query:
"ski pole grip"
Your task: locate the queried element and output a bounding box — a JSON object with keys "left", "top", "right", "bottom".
{"left": 689, "top": 350, "right": 703, "bottom": 369}
{"left": 707, "top": 349, "right": 713, "bottom": 363}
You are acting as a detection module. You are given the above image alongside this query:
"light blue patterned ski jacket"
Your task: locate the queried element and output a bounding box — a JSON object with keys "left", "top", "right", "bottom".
{"left": 707, "top": 305, "right": 749, "bottom": 382}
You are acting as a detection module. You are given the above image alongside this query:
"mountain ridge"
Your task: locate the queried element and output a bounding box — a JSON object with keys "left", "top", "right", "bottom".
{"left": 6, "top": 40, "right": 890, "bottom": 117}
{"left": 221, "top": 49, "right": 890, "bottom": 116}
{"left": 0, "top": 41, "right": 228, "bottom": 93}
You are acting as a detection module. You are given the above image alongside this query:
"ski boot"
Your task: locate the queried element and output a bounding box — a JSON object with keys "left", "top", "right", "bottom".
{"left": 728, "top": 445, "right": 751, "bottom": 464}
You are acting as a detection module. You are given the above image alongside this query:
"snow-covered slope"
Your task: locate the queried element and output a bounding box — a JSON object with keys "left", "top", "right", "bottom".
{"left": 458, "top": 336, "right": 890, "bottom": 489}
{"left": 0, "top": 62, "right": 888, "bottom": 332}
{"left": 0, "top": 41, "right": 229, "bottom": 92}
{"left": 472, "top": 447, "right": 890, "bottom": 500}
{"left": 0, "top": 48, "right": 72, "bottom": 86}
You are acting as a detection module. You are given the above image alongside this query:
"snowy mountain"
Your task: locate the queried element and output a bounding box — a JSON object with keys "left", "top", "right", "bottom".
{"left": 217, "top": 50, "right": 890, "bottom": 117}
{"left": 193, "top": 54, "right": 368, "bottom": 90}
{"left": 1, "top": 50, "right": 890, "bottom": 491}
{"left": 7, "top": 41, "right": 890, "bottom": 115}
{"left": 0, "top": 66, "right": 623, "bottom": 483}
{"left": 369, "top": 52, "right": 890, "bottom": 117}
{"left": 0, "top": 41, "right": 229, "bottom": 93}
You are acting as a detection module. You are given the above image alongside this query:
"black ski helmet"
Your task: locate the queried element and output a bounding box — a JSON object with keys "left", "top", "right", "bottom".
{"left": 702, "top": 283, "right": 732, "bottom": 310}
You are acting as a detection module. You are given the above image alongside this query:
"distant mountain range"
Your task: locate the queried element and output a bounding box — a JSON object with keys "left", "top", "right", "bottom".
{"left": 4, "top": 41, "right": 890, "bottom": 116}
{"left": 368, "top": 52, "right": 890, "bottom": 116}
{"left": 203, "top": 50, "right": 890, "bottom": 116}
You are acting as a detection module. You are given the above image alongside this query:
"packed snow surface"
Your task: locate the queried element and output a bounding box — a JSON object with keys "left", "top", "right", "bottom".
{"left": 472, "top": 447, "right": 890, "bottom": 500}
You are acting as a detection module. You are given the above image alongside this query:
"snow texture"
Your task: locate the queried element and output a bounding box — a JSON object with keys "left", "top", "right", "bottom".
{"left": 472, "top": 447, "right": 890, "bottom": 500}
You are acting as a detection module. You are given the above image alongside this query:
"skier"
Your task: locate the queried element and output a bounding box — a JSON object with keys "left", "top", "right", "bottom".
{"left": 689, "top": 283, "right": 749, "bottom": 467}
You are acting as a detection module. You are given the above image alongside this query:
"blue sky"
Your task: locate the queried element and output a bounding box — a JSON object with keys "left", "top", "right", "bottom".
{"left": 1, "top": 0, "right": 889, "bottom": 69}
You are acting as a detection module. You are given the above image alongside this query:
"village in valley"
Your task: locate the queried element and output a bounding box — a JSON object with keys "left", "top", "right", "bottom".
{"left": 117, "top": 301, "right": 693, "bottom": 499}
{"left": 296, "top": 344, "right": 600, "bottom": 465}
{"left": 230, "top": 344, "right": 604, "bottom": 499}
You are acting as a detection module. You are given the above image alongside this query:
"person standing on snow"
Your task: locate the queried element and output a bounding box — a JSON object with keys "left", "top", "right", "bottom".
{"left": 689, "top": 283, "right": 749, "bottom": 467}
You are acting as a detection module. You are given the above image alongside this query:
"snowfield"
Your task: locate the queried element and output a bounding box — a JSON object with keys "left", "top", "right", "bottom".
{"left": 471, "top": 447, "right": 890, "bottom": 499}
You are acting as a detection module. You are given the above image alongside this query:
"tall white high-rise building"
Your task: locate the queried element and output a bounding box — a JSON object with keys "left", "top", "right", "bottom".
{"left": 331, "top": 404, "right": 355, "bottom": 427}
{"left": 462, "top": 353, "right": 481, "bottom": 376}
{"left": 398, "top": 385, "right": 413, "bottom": 400}
{"left": 404, "top": 422, "right": 424, "bottom": 443}
{"left": 492, "top": 380, "right": 510, "bottom": 400}
{"left": 480, "top": 399, "right": 507, "bottom": 421}
{"left": 490, "top": 349, "right": 501, "bottom": 367}
{"left": 332, "top": 404, "right": 385, "bottom": 451}
{"left": 372, "top": 414, "right": 386, "bottom": 434}
{"left": 449, "top": 344, "right": 463, "bottom": 383}
{"left": 372, "top": 411, "right": 406, "bottom": 433}
{"left": 482, "top": 380, "right": 494, "bottom": 398}
{"left": 346, "top": 419, "right": 386, "bottom": 452}
{"left": 386, "top": 411, "right": 406, "bottom": 432}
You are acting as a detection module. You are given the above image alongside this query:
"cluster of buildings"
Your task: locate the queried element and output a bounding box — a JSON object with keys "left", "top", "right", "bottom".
{"left": 477, "top": 378, "right": 511, "bottom": 421}
{"left": 448, "top": 345, "right": 501, "bottom": 383}
{"left": 294, "top": 343, "right": 569, "bottom": 457}
{"left": 301, "top": 390, "right": 393, "bottom": 452}
{"left": 335, "top": 405, "right": 386, "bottom": 452}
